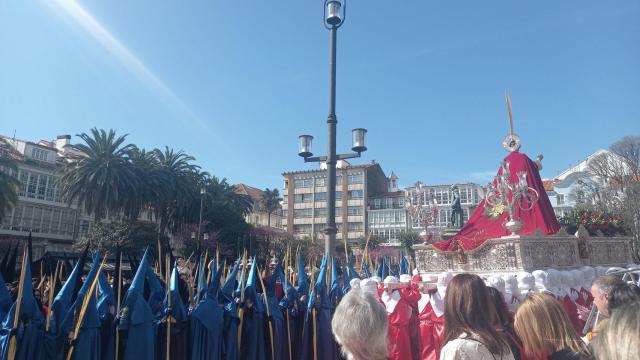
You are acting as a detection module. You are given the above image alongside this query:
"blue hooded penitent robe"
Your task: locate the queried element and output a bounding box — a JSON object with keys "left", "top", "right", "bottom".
{"left": 68, "top": 254, "right": 102, "bottom": 360}
{"left": 219, "top": 259, "right": 240, "bottom": 360}
{"left": 43, "top": 252, "right": 86, "bottom": 360}
{"left": 240, "top": 259, "right": 265, "bottom": 360}
{"left": 0, "top": 251, "right": 45, "bottom": 360}
{"left": 190, "top": 263, "right": 224, "bottom": 360}
{"left": 119, "top": 250, "right": 155, "bottom": 360}
{"left": 156, "top": 261, "right": 189, "bottom": 360}
{"left": 0, "top": 273, "right": 11, "bottom": 322}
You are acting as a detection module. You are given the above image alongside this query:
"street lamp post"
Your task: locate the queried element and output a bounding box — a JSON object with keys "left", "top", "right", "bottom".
{"left": 197, "top": 187, "right": 206, "bottom": 251}
{"left": 298, "top": 0, "right": 368, "bottom": 257}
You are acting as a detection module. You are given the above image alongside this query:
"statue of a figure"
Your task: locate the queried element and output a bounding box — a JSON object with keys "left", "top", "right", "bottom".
{"left": 450, "top": 185, "right": 463, "bottom": 228}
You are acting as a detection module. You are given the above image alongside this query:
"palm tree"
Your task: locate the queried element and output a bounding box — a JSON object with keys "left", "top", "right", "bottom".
{"left": 260, "top": 188, "right": 282, "bottom": 229}
{"left": 152, "top": 147, "right": 201, "bottom": 235}
{"left": 0, "top": 156, "right": 20, "bottom": 222}
{"left": 60, "top": 128, "right": 138, "bottom": 221}
{"left": 124, "top": 147, "right": 169, "bottom": 220}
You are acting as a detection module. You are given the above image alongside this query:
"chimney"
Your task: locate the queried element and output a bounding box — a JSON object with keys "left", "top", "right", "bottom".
{"left": 56, "top": 135, "right": 71, "bottom": 151}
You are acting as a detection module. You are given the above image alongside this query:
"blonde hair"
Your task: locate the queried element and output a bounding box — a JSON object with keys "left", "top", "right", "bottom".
{"left": 592, "top": 301, "right": 640, "bottom": 360}
{"left": 514, "top": 293, "right": 589, "bottom": 357}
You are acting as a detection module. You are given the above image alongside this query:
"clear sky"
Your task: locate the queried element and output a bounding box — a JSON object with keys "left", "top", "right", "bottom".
{"left": 1, "top": 1, "right": 638, "bottom": 190}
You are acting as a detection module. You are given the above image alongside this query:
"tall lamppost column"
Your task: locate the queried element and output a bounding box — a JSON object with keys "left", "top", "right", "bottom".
{"left": 325, "top": 8, "right": 339, "bottom": 258}
{"left": 197, "top": 187, "right": 206, "bottom": 251}
{"left": 299, "top": 0, "right": 369, "bottom": 257}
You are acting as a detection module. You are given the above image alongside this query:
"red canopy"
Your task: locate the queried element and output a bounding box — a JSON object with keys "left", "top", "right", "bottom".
{"left": 433, "top": 151, "right": 560, "bottom": 252}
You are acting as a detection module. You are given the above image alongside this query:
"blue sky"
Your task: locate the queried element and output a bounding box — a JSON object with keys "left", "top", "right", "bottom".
{"left": 1, "top": 1, "right": 638, "bottom": 190}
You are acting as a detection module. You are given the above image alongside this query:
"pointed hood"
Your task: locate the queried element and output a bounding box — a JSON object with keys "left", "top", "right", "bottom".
{"left": 164, "top": 261, "right": 187, "bottom": 322}
{"left": 362, "top": 261, "right": 371, "bottom": 278}
{"left": 399, "top": 256, "right": 409, "bottom": 275}
{"left": 244, "top": 257, "right": 264, "bottom": 312}
{"left": 206, "top": 263, "right": 224, "bottom": 298}
{"left": 97, "top": 272, "right": 115, "bottom": 319}
{"left": 221, "top": 258, "right": 240, "bottom": 300}
{"left": 348, "top": 256, "right": 361, "bottom": 281}
{"left": 0, "top": 272, "right": 12, "bottom": 319}
{"left": 296, "top": 253, "right": 309, "bottom": 296}
{"left": 51, "top": 252, "right": 84, "bottom": 331}
{"left": 129, "top": 249, "right": 149, "bottom": 293}
{"left": 15, "top": 251, "right": 40, "bottom": 320}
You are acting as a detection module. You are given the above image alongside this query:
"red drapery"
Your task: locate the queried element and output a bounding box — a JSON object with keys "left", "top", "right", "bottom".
{"left": 433, "top": 151, "right": 560, "bottom": 252}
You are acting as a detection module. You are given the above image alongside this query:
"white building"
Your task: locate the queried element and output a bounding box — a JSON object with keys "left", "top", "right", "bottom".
{"left": 0, "top": 135, "right": 92, "bottom": 257}
{"left": 368, "top": 172, "right": 408, "bottom": 245}
{"left": 544, "top": 149, "right": 625, "bottom": 218}
{"left": 404, "top": 182, "right": 483, "bottom": 232}
{"left": 234, "top": 183, "right": 284, "bottom": 229}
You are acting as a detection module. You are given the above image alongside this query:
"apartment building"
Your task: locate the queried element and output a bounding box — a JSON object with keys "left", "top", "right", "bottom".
{"left": 282, "top": 160, "right": 388, "bottom": 248}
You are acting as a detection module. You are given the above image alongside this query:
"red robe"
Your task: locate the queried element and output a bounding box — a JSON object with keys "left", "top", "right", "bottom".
{"left": 385, "top": 289, "right": 419, "bottom": 360}
{"left": 561, "top": 295, "right": 584, "bottom": 335}
{"left": 417, "top": 293, "right": 445, "bottom": 360}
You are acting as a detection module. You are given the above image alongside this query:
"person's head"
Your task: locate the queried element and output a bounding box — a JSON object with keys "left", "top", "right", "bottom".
{"left": 514, "top": 293, "right": 589, "bottom": 358}
{"left": 486, "top": 286, "right": 512, "bottom": 326}
{"left": 608, "top": 283, "right": 640, "bottom": 315}
{"left": 331, "top": 289, "right": 388, "bottom": 360}
{"left": 591, "top": 275, "right": 623, "bottom": 316}
{"left": 443, "top": 274, "right": 506, "bottom": 355}
{"left": 592, "top": 301, "right": 640, "bottom": 360}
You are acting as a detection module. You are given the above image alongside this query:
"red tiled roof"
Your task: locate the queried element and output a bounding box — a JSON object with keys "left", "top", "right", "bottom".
{"left": 234, "top": 183, "right": 265, "bottom": 200}
{"left": 542, "top": 180, "right": 556, "bottom": 192}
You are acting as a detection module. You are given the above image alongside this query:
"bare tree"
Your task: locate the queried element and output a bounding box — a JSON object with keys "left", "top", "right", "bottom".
{"left": 572, "top": 136, "right": 640, "bottom": 259}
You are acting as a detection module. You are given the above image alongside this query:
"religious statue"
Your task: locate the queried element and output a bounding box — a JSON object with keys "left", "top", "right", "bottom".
{"left": 449, "top": 185, "right": 463, "bottom": 228}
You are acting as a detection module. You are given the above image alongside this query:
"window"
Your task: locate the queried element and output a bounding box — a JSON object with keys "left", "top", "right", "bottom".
{"left": 348, "top": 190, "right": 363, "bottom": 199}
{"left": 294, "top": 178, "right": 312, "bottom": 188}
{"left": 294, "top": 194, "right": 312, "bottom": 203}
{"left": 293, "top": 224, "right": 312, "bottom": 234}
{"left": 294, "top": 209, "right": 312, "bottom": 218}
{"left": 348, "top": 222, "right": 363, "bottom": 231}
{"left": 315, "top": 192, "right": 327, "bottom": 201}
{"left": 315, "top": 177, "right": 326, "bottom": 187}
{"left": 374, "top": 199, "right": 381, "bottom": 209}
{"left": 314, "top": 207, "right": 326, "bottom": 217}
{"left": 557, "top": 194, "right": 565, "bottom": 205}
{"left": 348, "top": 206, "right": 363, "bottom": 216}
{"left": 31, "top": 148, "right": 49, "bottom": 161}
{"left": 336, "top": 191, "right": 342, "bottom": 200}
{"left": 347, "top": 173, "right": 363, "bottom": 184}
{"left": 283, "top": 195, "right": 288, "bottom": 204}
{"left": 336, "top": 175, "right": 342, "bottom": 184}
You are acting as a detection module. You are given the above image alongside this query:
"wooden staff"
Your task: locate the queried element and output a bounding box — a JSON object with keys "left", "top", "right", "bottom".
{"left": 157, "top": 236, "right": 163, "bottom": 281}
{"left": 257, "top": 266, "right": 275, "bottom": 360}
{"left": 115, "top": 252, "right": 123, "bottom": 360}
{"left": 237, "top": 251, "right": 248, "bottom": 353}
{"left": 46, "top": 261, "right": 61, "bottom": 331}
{"left": 284, "top": 247, "right": 292, "bottom": 360}
{"left": 165, "top": 255, "right": 172, "bottom": 360}
{"left": 7, "top": 247, "right": 28, "bottom": 360}
{"left": 66, "top": 255, "right": 108, "bottom": 360}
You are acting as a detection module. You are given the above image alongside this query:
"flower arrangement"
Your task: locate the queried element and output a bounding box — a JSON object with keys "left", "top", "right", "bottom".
{"left": 559, "top": 209, "right": 625, "bottom": 236}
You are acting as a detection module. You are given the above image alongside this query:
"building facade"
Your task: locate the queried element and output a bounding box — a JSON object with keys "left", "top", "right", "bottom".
{"left": 0, "top": 135, "right": 92, "bottom": 258}
{"left": 367, "top": 172, "right": 408, "bottom": 245}
{"left": 234, "top": 183, "right": 284, "bottom": 229}
{"left": 282, "top": 160, "right": 388, "bottom": 248}
{"left": 404, "top": 182, "right": 483, "bottom": 233}
{"left": 543, "top": 149, "right": 620, "bottom": 219}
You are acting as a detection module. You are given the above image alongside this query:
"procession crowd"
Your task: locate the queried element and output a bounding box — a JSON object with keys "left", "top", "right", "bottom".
{"left": 0, "top": 247, "right": 639, "bottom": 360}
{"left": 335, "top": 268, "right": 640, "bottom": 360}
